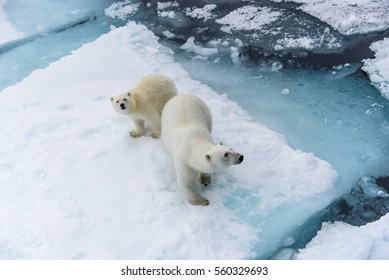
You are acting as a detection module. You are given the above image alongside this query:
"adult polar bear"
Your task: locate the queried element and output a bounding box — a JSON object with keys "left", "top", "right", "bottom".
{"left": 161, "top": 94, "right": 244, "bottom": 206}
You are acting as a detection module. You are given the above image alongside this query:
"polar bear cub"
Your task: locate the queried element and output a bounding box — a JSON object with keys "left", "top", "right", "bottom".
{"left": 111, "top": 74, "right": 177, "bottom": 138}
{"left": 161, "top": 94, "right": 244, "bottom": 206}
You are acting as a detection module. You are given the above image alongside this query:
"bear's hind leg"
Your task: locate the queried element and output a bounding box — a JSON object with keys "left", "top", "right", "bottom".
{"left": 130, "top": 117, "right": 145, "bottom": 138}
{"left": 147, "top": 111, "right": 161, "bottom": 139}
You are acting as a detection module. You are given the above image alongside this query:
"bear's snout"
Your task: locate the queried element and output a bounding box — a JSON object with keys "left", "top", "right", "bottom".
{"left": 236, "top": 154, "right": 244, "bottom": 164}
{"left": 120, "top": 103, "right": 126, "bottom": 110}
{"left": 233, "top": 153, "right": 244, "bottom": 165}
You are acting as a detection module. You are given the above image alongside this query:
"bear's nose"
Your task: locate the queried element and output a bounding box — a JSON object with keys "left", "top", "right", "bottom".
{"left": 120, "top": 103, "right": 125, "bottom": 108}
{"left": 238, "top": 155, "right": 244, "bottom": 163}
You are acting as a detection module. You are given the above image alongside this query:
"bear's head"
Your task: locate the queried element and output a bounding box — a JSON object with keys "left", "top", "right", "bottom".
{"left": 205, "top": 144, "right": 244, "bottom": 169}
{"left": 110, "top": 92, "right": 133, "bottom": 115}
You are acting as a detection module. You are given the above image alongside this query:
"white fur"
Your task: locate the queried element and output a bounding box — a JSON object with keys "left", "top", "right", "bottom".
{"left": 161, "top": 94, "right": 244, "bottom": 206}
{"left": 110, "top": 74, "right": 177, "bottom": 138}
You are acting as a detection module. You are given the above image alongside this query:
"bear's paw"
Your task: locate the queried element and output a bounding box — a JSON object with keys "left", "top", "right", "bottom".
{"left": 150, "top": 131, "right": 160, "bottom": 139}
{"left": 189, "top": 197, "right": 210, "bottom": 206}
{"left": 129, "top": 130, "right": 143, "bottom": 138}
{"left": 199, "top": 173, "right": 212, "bottom": 188}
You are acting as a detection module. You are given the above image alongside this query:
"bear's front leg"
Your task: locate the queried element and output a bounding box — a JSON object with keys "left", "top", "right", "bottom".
{"left": 198, "top": 173, "right": 212, "bottom": 188}
{"left": 130, "top": 117, "right": 145, "bottom": 138}
{"left": 175, "top": 164, "right": 209, "bottom": 206}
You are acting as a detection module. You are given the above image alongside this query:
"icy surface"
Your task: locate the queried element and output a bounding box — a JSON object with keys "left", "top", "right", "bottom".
{"left": 0, "top": 0, "right": 120, "bottom": 92}
{"left": 296, "top": 213, "right": 389, "bottom": 259}
{"left": 0, "top": 21, "right": 338, "bottom": 259}
{"left": 0, "top": 0, "right": 22, "bottom": 44}
{"left": 180, "top": 36, "right": 218, "bottom": 57}
{"left": 272, "top": 176, "right": 389, "bottom": 259}
{"left": 1, "top": 0, "right": 115, "bottom": 38}
{"left": 363, "top": 37, "right": 389, "bottom": 101}
{"left": 184, "top": 4, "right": 217, "bottom": 22}
{"left": 275, "top": 0, "right": 389, "bottom": 35}
{"left": 358, "top": 177, "right": 388, "bottom": 199}
{"left": 104, "top": 0, "right": 139, "bottom": 20}
{"left": 216, "top": 6, "right": 282, "bottom": 34}
{"left": 108, "top": 0, "right": 344, "bottom": 54}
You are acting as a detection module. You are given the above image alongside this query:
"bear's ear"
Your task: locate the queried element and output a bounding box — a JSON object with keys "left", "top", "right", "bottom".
{"left": 127, "top": 92, "right": 131, "bottom": 97}
{"left": 205, "top": 154, "right": 211, "bottom": 161}
{"left": 110, "top": 97, "right": 114, "bottom": 102}
{"left": 218, "top": 141, "right": 223, "bottom": 146}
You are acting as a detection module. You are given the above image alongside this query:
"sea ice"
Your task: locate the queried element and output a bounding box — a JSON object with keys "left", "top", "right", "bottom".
{"left": 0, "top": 0, "right": 22, "bottom": 44}
{"left": 362, "top": 37, "right": 389, "bottom": 101}
{"left": 275, "top": 0, "right": 389, "bottom": 35}
{"left": 0, "top": 0, "right": 119, "bottom": 92}
{"left": 358, "top": 177, "right": 388, "bottom": 199}
{"left": 104, "top": 0, "right": 139, "bottom": 20}
{"left": 216, "top": 6, "right": 282, "bottom": 34}
{"left": 180, "top": 36, "right": 219, "bottom": 57}
{"left": 296, "top": 213, "right": 389, "bottom": 259}
{"left": 0, "top": 21, "right": 336, "bottom": 259}
{"left": 184, "top": 4, "right": 217, "bottom": 22}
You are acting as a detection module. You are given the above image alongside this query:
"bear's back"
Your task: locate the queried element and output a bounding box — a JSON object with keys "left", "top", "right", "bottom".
{"left": 132, "top": 74, "right": 177, "bottom": 111}
{"left": 162, "top": 94, "right": 212, "bottom": 132}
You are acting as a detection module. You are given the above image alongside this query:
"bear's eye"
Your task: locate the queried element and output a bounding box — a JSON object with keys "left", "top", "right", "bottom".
{"left": 116, "top": 100, "right": 119, "bottom": 103}
{"left": 124, "top": 98, "right": 127, "bottom": 101}
{"left": 224, "top": 152, "right": 229, "bottom": 158}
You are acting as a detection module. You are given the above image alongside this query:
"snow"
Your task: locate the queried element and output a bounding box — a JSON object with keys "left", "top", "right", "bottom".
{"left": 0, "top": 21, "right": 337, "bottom": 259}
{"left": 274, "top": 0, "right": 389, "bottom": 35}
{"left": 296, "top": 213, "right": 389, "bottom": 259}
{"left": 274, "top": 26, "right": 342, "bottom": 51}
{"left": 0, "top": 0, "right": 22, "bottom": 44}
{"left": 157, "top": 1, "right": 179, "bottom": 11}
{"left": 362, "top": 37, "right": 389, "bottom": 101}
{"left": 275, "top": 37, "right": 316, "bottom": 51}
{"left": 184, "top": 4, "right": 217, "bottom": 22}
{"left": 281, "top": 88, "right": 290, "bottom": 95}
{"left": 157, "top": 1, "right": 179, "bottom": 18}
{"left": 104, "top": 1, "right": 139, "bottom": 20}
{"left": 158, "top": 10, "right": 176, "bottom": 19}
{"left": 216, "top": 6, "right": 282, "bottom": 34}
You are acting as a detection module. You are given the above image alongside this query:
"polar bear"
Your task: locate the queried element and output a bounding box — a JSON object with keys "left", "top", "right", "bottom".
{"left": 110, "top": 74, "right": 177, "bottom": 138}
{"left": 161, "top": 94, "right": 244, "bottom": 206}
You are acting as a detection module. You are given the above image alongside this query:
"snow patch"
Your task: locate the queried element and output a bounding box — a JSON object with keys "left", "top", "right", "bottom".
{"left": 157, "top": 1, "right": 179, "bottom": 10}
{"left": 362, "top": 37, "right": 389, "bottom": 101}
{"left": 275, "top": 37, "right": 316, "bottom": 51}
{"left": 184, "top": 4, "right": 217, "bottom": 22}
{"left": 216, "top": 6, "right": 282, "bottom": 34}
{"left": 296, "top": 213, "right": 389, "bottom": 259}
{"left": 275, "top": 0, "right": 389, "bottom": 35}
{"left": 158, "top": 10, "right": 176, "bottom": 19}
{"left": 105, "top": 1, "right": 140, "bottom": 20}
